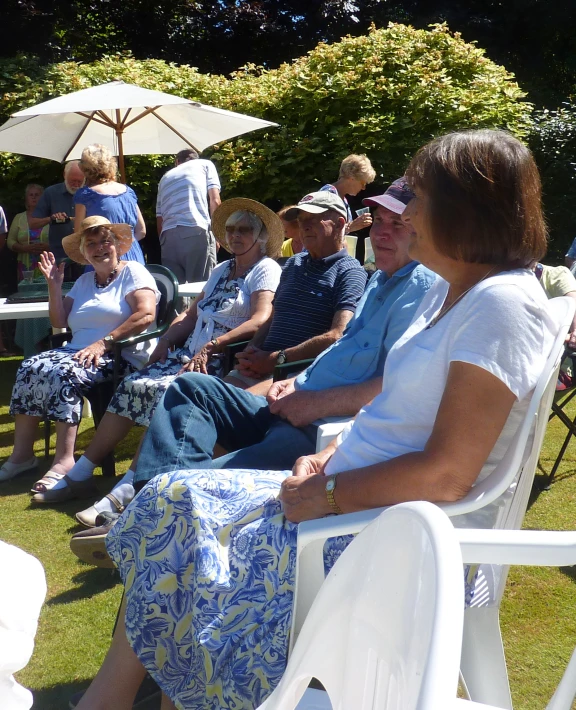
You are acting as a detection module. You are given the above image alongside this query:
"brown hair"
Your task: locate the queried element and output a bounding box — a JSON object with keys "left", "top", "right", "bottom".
{"left": 405, "top": 129, "right": 547, "bottom": 268}
{"left": 277, "top": 205, "right": 299, "bottom": 221}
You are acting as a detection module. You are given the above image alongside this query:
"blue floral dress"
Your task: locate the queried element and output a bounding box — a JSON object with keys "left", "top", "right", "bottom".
{"left": 106, "top": 468, "right": 351, "bottom": 709}
{"left": 107, "top": 469, "right": 477, "bottom": 709}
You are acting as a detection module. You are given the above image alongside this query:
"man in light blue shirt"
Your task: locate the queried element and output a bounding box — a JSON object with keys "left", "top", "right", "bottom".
{"left": 131, "top": 178, "right": 436, "bottom": 484}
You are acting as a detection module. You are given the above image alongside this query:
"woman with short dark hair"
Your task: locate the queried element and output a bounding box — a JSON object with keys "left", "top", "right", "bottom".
{"left": 75, "top": 130, "right": 560, "bottom": 710}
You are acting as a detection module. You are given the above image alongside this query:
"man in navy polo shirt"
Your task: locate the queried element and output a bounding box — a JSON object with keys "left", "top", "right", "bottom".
{"left": 130, "top": 178, "right": 436, "bottom": 484}
{"left": 227, "top": 191, "right": 367, "bottom": 391}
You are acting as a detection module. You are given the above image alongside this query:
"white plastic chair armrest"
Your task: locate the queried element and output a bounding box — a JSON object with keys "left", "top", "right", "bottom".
{"left": 314, "top": 418, "right": 351, "bottom": 452}
{"left": 455, "top": 700, "right": 504, "bottom": 709}
{"left": 457, "top": 529, "right": 576, "bottom": 566}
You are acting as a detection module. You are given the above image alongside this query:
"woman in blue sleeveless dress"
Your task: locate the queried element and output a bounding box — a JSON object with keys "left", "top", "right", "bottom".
{"left": 74, "top": 144, "right": 145, "bottom": 266}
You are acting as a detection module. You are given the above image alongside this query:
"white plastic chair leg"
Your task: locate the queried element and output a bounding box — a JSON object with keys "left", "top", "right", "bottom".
{"left": 460, "top": 607, "right": 512, "bottom": 710}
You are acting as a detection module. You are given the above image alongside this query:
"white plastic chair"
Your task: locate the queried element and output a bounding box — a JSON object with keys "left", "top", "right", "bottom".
{"left": 345, "top": 235, "right": 358, "bottom": 258}
{"left": 455, "top": 527, "right": 576, "bottom": 710}
{"left": 257, "top": 501, "right": 465, "bottom": 710}
{"left": 0, "top": 541, "right": 46, "bottom": 710}
{"left": 295, "top": 296, "right": 576, "bottom": 709}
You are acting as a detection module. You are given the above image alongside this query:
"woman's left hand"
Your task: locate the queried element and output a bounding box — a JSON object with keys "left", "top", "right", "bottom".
{"left": 280, "top": 473, "right": 332, "bottom": 522}
{"left": 73, "top": 340, "right": 107, "bottom": 368}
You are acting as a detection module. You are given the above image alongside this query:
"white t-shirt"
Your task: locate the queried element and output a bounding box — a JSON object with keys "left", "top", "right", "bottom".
{"left": 156, "top": 160, "right": 221, "bottom": 232}
{"left": 325, "top": 269, "right": 558, "bottom": 528}
{"left": 66, "top": 262, "right": 160, "bottom": 368}
{"left": 184, "top": 257, "right": 282, "bottom": 355}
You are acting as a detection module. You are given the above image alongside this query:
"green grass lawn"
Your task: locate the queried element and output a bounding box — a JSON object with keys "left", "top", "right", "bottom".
{"left": 1, "top": 355, "right": 576, "bottom": 709}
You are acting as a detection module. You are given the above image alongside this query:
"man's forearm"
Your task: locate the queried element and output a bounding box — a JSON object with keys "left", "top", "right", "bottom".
{"left": 28, "top": 216, "right": 50, "bottom": 230}
{"left": 309, "top": 377, "right": 382, "bottom": 420}
{"left": 284, "top": 328, "right": 343, "bottom": 362}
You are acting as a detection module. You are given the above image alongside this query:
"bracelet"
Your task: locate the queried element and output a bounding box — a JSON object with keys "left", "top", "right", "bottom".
{"left": 210, "top": 337, "right": 219, "bottom": 350}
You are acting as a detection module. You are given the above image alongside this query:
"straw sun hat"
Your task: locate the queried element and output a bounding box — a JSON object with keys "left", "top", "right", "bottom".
{"left": 62, "top": 216, "right": 133, "bottom": 265}
{"left": 211, "top": 198, "right": 285, "bottom": 259}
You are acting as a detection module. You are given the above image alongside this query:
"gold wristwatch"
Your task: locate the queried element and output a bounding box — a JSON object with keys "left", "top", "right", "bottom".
{"left": 325, "top": 474, "right": 343, "bottom": 515}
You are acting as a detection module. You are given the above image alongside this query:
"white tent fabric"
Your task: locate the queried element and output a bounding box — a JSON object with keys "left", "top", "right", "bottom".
{"left": 0, "top": 80, "right": 277, "bottom": 163}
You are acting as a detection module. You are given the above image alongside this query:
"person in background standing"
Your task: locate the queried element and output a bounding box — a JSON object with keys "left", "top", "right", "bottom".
{"left": 0, "top": 205, "right": 12, "bottom": 356}
{"left": 8, "top": 184, "right": 51, "bottom": 357}
{"left": 29, "top": 161, "right": 85, "bottom": 275}
{"left": 156, "top": 148, "right": 221, "bottom": 284}
{"left": 74, "top": 144, "right": 146, "bottom": 266}
{"left": 7, "top": 184, "right": 50, "bottom": 281}
{"left": 320, "top": 153, "right": 376, "bottom": 234}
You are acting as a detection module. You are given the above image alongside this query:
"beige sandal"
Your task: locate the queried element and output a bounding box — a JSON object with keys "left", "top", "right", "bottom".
{"left": 75, "top": 492, "right": 126, "bottom": 528}
{"left": 31, "top": 475, "right": 99, "bottom": 505}
{"left": 30, "top": 470, "right": 66, "bottom": 494}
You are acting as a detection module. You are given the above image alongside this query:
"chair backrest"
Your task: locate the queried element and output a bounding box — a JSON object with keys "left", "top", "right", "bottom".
{"left": 345, "top": 235, "right": 358, "bottom": 258}
{"left": 146, "top": 264, "right": 179, "bottom": 328}
{"left": 259, "top": 502, "right": 464, "bottom": 710}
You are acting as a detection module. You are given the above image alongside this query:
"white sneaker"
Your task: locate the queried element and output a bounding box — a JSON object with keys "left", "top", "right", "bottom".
{"left": 0, "top": 456, "right": 39, "bottom": 482}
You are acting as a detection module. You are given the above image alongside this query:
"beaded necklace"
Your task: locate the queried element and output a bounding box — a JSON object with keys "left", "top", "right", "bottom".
{"left": 94, "top": 266, "right": 118, "bottom": 289}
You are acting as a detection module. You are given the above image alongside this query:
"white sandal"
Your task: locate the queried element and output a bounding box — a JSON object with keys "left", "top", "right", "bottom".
{"left": 0, "top": 456, "right": 38, "bottom": 483}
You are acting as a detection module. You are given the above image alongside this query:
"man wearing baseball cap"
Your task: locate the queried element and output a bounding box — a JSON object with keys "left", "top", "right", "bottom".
{"left": 229, "top": 190, "right": 367, "bottom": 388}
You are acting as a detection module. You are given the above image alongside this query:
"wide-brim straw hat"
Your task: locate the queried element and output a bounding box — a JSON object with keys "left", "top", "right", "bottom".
{"left": 62, "top": 215, "right": 133, "bottom": 265}
{"left": 211, "top": 198, "right": 285, "bottom": 259}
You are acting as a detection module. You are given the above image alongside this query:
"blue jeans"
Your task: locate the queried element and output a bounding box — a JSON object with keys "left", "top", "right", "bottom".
{"left": 134, "top": 373, "right": 318, "bottom": 487}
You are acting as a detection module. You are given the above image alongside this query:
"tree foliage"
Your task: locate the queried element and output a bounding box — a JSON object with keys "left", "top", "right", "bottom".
{"left": 0, "top": 25, "right": 531, "bottom": 225}
{"left": 529, "top": 104, "right": 576, "bottom": 260}
{"left": 3, "top": 0, "right": 575, "bottom": 107}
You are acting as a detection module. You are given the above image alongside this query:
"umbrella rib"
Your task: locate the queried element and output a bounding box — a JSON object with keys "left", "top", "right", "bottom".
{"left": 122, "top": 106, "right": 162, "bottom": 130}
{"left": 76, "top": 111, "right": 116, "bottom": 129}
{"left": 119, "top": 108, "right": 132, "bottom": 129}
{"left": 149, "top": 108, "right": 200, "bottom": 152}
{"left": 63, "top": 112, "right": 95, "bottom": 162}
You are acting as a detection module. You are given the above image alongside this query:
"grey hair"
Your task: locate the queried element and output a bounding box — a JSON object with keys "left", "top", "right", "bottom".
{"left": 25, "top": 183, "right": 43, "bottom": 197}
{"left": 64, "top": 160, "right": 81, "bottom": 178}
{"left": 79, "top": 226, "right": 118, "bottom": 258}
{"left": 225, "top": 210, "right": 269, "bottom": 255}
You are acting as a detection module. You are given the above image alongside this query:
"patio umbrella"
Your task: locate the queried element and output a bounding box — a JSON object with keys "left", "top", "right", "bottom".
{"left": 0, "top": 80, "right": 278, "bottom": 181}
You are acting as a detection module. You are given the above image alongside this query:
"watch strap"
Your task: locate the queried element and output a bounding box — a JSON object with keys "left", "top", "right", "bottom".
{"left": 325, "top": 474, "right": 343, "bottom": 515}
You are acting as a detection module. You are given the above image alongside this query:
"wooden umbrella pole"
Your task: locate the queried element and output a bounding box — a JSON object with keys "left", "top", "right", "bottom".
{"left": 116, "top": 109, "right": 126, "bottom": 183}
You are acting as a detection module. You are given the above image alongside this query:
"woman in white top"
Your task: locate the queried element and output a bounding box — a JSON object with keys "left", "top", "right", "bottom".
{"left": 0, "top": 216, "right": 159, "bottom": 500}
{"left": 66, "top": 199, "right": 283, "bottom": 521}
{"left": 76, "top": 130, "right": 556, "bottom": 710}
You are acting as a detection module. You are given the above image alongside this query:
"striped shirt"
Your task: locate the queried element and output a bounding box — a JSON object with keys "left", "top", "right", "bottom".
{"left": 263, "top": 249, "right": 367, "bottom": 351}
{"left": 156, "top": 159, "right": 221, "bottom": 232}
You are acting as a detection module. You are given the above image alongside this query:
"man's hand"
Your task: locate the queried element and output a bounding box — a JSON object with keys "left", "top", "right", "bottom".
{"left": 73, "top": 340, "right": 107, "bottom": 368}
{"left": 266, "top": 377, "right": 296, "bottom": 404}
{"left": 51, "top": 212, "right": 69, "bottom": 222}
{"left": 567, "top": 330, "right": 576, "bottom": 351}
{"left": 269, "top": 389, "right": 323, "bottom": 427}
{"left": 235, "top": 345, "right": 276, "bottom": 378}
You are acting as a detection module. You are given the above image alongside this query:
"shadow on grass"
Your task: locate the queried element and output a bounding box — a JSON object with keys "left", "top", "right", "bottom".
{"left": 559, "top": 565, "right": 576, "bottom": 583}
{"left": 47, "top": 567, "right": 121, "bottom": 605}
{"left": 31, "top": 679, "right": 92, "bottom": 710}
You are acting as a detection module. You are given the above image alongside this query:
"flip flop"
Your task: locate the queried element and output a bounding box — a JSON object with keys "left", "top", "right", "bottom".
{"left": 0, "top": 350, "right": 19, "bottom": 358}
{"left": 31, "top": 470, "right": 66, "bottom": 494}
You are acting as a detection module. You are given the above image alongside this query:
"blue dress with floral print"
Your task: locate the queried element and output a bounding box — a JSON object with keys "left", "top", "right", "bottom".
{"left": 106, "top": 468, "right": 351, "bottom": 709}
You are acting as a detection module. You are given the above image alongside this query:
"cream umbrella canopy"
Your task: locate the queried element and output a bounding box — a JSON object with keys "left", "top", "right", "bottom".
{"left": 0, "top": 80, "right": 278, "bottom": 181}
